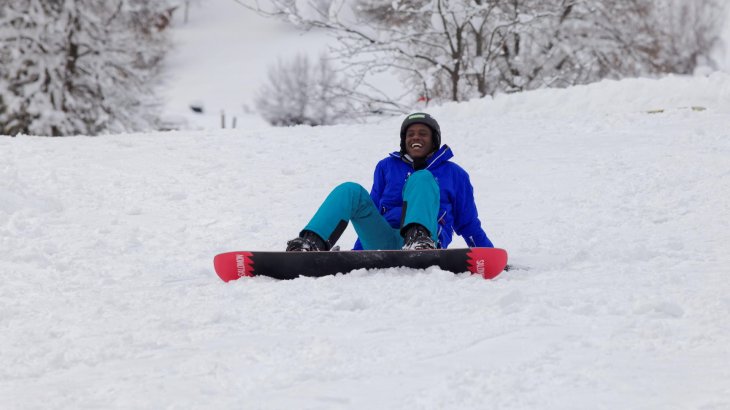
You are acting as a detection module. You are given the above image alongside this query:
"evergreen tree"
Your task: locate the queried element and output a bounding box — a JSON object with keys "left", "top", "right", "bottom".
{"left": 0, "top": 0, "right": 174, "bottom": 136}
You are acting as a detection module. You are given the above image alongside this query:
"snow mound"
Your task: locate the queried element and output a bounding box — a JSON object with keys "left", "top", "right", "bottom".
{"left": 433, "top": 73, "right": 730, "bottom": 121}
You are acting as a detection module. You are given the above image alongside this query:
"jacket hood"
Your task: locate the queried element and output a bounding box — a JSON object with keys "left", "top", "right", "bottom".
{"left": 390, "top": 144, "right": 454, "bottom": 170}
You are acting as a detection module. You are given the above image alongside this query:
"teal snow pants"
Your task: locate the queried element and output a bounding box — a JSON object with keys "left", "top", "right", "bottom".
{"left": 302, "top": 170, "right": 440, "bottom": 250}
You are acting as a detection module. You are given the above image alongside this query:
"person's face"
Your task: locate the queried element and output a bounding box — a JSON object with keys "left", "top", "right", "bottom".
{"left": 404, "top": 124, "right": 434, "bottom": 159}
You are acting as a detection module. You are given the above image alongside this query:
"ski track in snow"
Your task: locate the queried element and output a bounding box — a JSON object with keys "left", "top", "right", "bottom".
{"left": 2, "top": 76, "right": 730, "bottom": 409}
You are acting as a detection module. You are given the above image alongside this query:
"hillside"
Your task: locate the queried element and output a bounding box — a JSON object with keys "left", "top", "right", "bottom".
{"left": 2, "top": 74, "right": 729, "bottom": 408}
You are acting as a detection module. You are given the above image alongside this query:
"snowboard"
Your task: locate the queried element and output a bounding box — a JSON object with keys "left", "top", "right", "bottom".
{"left": 213, "top": 247, "right": 508, "bottom": 282}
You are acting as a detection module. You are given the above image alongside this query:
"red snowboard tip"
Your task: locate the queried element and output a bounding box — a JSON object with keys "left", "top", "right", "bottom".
{"left": 466, "top": 248, "right": 508, "bottom": 279}
{"left": 214, "top": 252, "right": 254, "bottom": 282}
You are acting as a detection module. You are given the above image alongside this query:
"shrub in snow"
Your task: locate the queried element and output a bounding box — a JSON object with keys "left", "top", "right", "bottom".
{"left": 255, "top": 54, "right": 356, "bottom": 126}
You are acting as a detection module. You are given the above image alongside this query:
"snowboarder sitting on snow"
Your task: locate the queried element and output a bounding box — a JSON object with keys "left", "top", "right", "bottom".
{"left": 286, "top": 112, "right": 494, "bottom": 251}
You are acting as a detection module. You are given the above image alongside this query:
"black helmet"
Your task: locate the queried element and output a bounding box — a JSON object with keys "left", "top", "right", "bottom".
{"left": 400, "top": 112, "right": 441, "bottom": 153}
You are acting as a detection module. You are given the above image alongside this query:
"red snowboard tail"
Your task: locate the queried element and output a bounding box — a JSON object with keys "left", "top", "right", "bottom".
{"left": 466, "top": 247, "right": 508, "bottom": 279}
{"left": 214, "top": 252, "right": 254, "bottom": 282}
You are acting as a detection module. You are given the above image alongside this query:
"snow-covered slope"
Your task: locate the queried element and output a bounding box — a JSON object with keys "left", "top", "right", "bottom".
{"left": 160, "top": 0, "right": 334, "bottom": 130}
{"left": 2, "top": 74, "right": 729, "bottom": 409}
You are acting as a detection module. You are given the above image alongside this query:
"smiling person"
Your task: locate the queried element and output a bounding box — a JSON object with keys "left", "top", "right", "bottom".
{"left": 286, "top": 112, "right": 494, "bottom": 251}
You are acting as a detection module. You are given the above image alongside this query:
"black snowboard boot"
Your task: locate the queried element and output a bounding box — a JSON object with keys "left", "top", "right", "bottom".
{"left": 402, "top": 224, "right": 436, "bottom": 250}
{"left": 286, "top": 230, "right": 328, "bottom": 252}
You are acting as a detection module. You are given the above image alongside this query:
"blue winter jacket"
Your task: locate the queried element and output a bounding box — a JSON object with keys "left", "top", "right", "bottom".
{"left": 354, "top": 145, "right": 493, "bottom": 249}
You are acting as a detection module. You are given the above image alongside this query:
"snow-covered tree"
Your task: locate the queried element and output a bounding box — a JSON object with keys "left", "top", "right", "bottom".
{"left": 241, "top": 0, "right": 724, "bottom": 106}
{"left": 0, "top": 0, "right": 174, "bottom": 136}
{"left": 581, "top": 0, "right": 725, "bottom": 76}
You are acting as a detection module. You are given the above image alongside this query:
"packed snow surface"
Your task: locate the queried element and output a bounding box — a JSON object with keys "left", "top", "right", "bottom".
{"left": 2, "top": 75, "right": 730, "bottom": 409}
